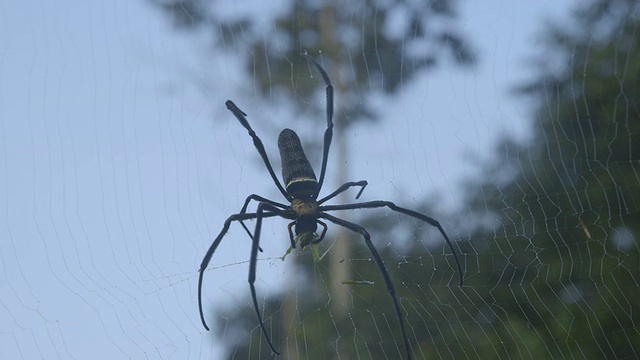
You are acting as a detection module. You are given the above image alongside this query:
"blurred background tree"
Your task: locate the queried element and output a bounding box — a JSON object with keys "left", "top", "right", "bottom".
{"left": 453, "top": 0, "right": 640, "bottom": 358}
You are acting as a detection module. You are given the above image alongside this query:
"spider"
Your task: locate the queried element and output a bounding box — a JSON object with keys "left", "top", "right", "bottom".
{"left": 198, "top": 55, "right": 463, "bottom": 360}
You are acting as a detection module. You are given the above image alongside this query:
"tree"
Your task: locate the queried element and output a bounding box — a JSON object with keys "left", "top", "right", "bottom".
{"left": 455, "top": 0, "right": 640, "bottom": 358}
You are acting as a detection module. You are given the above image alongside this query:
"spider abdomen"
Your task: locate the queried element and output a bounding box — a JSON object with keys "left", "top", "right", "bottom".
{"left": 278, "top": 129, "right": 319, "bottom": 197}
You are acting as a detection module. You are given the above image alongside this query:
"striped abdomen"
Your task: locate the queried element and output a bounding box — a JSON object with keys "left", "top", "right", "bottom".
{"left": 278, "top": 129, "right": 318, "bottom": 197}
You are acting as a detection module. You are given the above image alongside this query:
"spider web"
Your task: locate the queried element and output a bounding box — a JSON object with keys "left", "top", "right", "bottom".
{"left": 2, "top": 0, "right": 639, "bottom": 359}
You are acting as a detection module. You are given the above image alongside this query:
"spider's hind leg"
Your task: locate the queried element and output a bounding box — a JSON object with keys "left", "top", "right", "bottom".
{"left": 320, "top": 200, "right": 463, "bottom": 286}
{"left": 320, "top": 212, "right": 413, "bottom": 360}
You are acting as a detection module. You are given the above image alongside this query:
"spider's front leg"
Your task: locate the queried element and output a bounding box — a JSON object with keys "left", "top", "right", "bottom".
{"left": 236, "top": 194, "right": 289, "bottom": 250}
{"left": 301, "top": 54, "right": 334, "bottom": 196}
{"left": 225, "top": 101, "right": 290, "bottom": 200}
{"left": 198, "top": 211, "right": 275, "bottom": 331}
{"left": 247, "top": 203, "right": 294, "bottom": 355}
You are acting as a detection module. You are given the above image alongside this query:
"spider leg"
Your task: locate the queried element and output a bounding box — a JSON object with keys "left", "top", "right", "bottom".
{"left": 249, "top": 203, "right": 293, "bottom": 355}
{"left": 318, "top": 180, "right": 368, "bottom": 205}
{"left": 302, "top": 54, "right": 333, "bottom": 197}
{"left": 312, "top": 220, "right": 328, "bottom": 244}
{"left": 237, "top": 194, "right": 289, "bottom": 252}
{"left": 239, "top": 194, "right": 288, "bottom": 214}
{"left": 321, "top": 201, "right": 463, "bottom": 286}
{"left": 198, "top": 211, "right": 278, "bottom": 331}
{"left": 225, "top": 100, "right": 291, "bottom": 200}
{"left": 320, "top": 212, "right": 412, "bottom": 360}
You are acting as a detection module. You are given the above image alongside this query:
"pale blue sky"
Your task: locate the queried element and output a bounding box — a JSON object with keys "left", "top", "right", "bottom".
{"left": 0, "top": 0, "right": 575, "bottom": 358}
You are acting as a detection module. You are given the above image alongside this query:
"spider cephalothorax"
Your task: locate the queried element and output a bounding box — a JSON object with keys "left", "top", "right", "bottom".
{"left": 198, "top": 55, "right": 463, "bottom": 360}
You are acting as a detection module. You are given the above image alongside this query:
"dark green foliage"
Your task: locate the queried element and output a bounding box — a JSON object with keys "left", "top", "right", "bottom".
{"left": 154, "top": 0, "right": 207, "bottom": 29}
{"left": 152, "top": 0, "right": 474, "bottom": 128}
{"left": 232, "top": 0, "right": 474, "bottom": 125}
{"left": 456, "top": 0, "right": 640, "bottom": 358}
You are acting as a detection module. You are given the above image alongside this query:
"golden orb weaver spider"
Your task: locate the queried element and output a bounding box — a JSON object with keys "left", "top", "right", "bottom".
{"left": 198, "top": 55, "right": 463, "bottom": 360}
